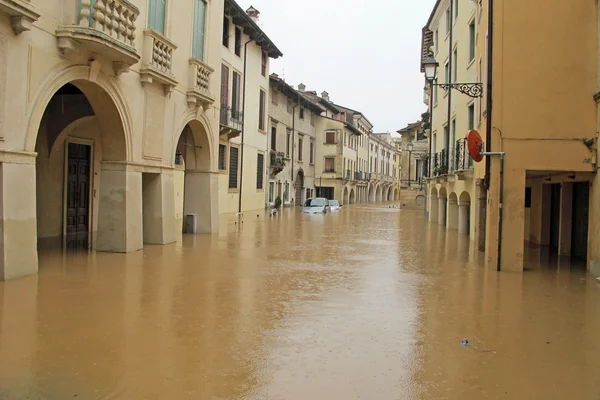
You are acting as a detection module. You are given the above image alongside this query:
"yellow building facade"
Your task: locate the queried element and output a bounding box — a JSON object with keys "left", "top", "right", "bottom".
{"left": 422, "top": 0, "right": 598, "bottom": 273}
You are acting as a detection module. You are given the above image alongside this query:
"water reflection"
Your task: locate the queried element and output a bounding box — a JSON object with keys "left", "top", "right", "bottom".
{"left": 0, "top": 205, "right": 599, "bottom": 399}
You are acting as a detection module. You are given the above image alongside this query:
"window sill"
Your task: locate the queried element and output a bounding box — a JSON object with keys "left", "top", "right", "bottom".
{"left": 228, "top": 188, "right": 240, "bottom": 193}
{"left": 256, "top": 189, "right": 265, "bottom": 193}
{"left": 218, "top": 169, "right": 228, "bottom": 174}
{"left": 258, "top": 129, "right": 266, "bottom": 134}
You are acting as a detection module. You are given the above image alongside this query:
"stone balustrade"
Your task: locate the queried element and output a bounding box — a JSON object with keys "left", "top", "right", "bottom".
{"left": 187, "top": 58, "right": 214, "bottom": 109}
{"left": 79, "top": 0, "right": 137, "bottom": 47}
{"left": 56, "top": 0, "right": 140, "bottom": 74}
{"left": 141, "top": 29, "right": 178, "bottom": 94}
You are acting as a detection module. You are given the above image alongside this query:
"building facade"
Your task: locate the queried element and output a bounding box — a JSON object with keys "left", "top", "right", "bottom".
{"left": 217, "top": 3, "right": 282, "bottom": 215}
{"left": 421, "top": 0, "right": 598, "bottom": 273}
{"left": 396, "top": 121, "right": 427, "bottom": 207}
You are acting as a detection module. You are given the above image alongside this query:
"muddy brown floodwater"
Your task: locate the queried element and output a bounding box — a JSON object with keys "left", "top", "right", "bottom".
{"left": 1, "top": 205, "right": 600, "bottom": 399}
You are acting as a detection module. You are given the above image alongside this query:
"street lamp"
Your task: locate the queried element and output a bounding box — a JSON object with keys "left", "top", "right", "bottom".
{"left": 422, "top": 55, "right": 483, "bottom": 99}
{"left": 407, "top": 142, "right": 414, "bottom": 187}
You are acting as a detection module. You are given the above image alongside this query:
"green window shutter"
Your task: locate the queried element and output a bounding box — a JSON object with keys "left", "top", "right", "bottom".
{"left": 148, "top": 0, "right": 165, "bottom": 34}
{"left": 193, "top": 0, "right": 206, "bottom": 60}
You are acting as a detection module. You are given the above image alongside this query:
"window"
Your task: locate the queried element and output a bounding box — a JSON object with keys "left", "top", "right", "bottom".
{"left": 287, "top": 99, "right": 293, "bottom": 113}
{"left": 192, "top": 0, "right": 206, "bottom": 60}
{"left": 310, "top": 112, "right": 315, "bottom": 126}
{"left": 443, "top": 125, "right": 449, "bottom": 149}
{"left": 234, "top": 27, "right": 241, "bottom": 57}
{"left": 284, "top": 182, "right": 289, "bottom": 201}
{"left": 444, "top": 61, "right": 450, "bottom": 92}
{"left": 453, "top": 48, "right": 458, "bottom": 82}
{"left": 326, "top": 131, "right": 335, "bottom": 144}
{"left": 228, "top": 147, "right": 239, "bottom": 189}
{"left": 270, "top": 126, "right": 277, "bottom": 151}
{"left": 271, "top": 90, "right": 277, "bottom": 105}
{"left": 325, "top": 157, "right": 335, "bottom": 172}
{"left": 261, "top": 51, "right": 267, "bottom": 76}
{"left": 446, "top": 7, "right": 451, "bottom": 34}
{"left": 268, "top": 182, "right": 275, "bottom": 202}
{"left": 310, "top": 140, "right": 314, "bottom": 164}
{"left": 454, "top": 0, "right": 458, "bottom": 19}
{"left": 148, "top": 0, "right": 166, "bottom": 33}
{"left": 468, "top": 104, "right": 475, "bottom": 130}
{"left": 256, "top": 153, "right": 264, "bottom": 190}
{"left": 222, "top": 17, "right": 230, "bottom": 48}
{"left": 259, "top": 89, "right": 266, "bottom": 131}
{"left": 469, "top": 21, "right": 476, "bottom": 63}
{"left": 451, "top": 118, "right": 456, "bottom": 148}
{"left": 298, "top": 136, "right": 303, "bottom": 161}
{"left": 232, "top": 71, "right": 241, "bottom": 115}
{"left": 433, "top": 79, "right": 438, "bottom": 105}
{"left": 286, "top": 128, "right": 291, "bottom": 156}
{"left": 434, "top": 29, "right": 438, "bottom": 53}
{"left": 218, "top": 144, "right": 226, "bottom": 170}
{"left": 299, "top": 108, "right": 304, "bottom": 120}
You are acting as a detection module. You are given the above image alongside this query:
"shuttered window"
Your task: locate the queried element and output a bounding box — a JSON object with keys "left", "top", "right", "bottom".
{"left": 232, "top": 72, "right": 241, "bottom": 115}
{"left": 325, "top": 157, "right": 335, "bottom": 172}
{"left": 228, "top": 147, "right": 239, "bottom": 189}
{"left": 192, "top": 0, "right": 206, "bottom": 60}
{"left": 310, "top": 141, "right": 314, "bottom": 164}
{"left": 298, "top": 136, "right": 303, "bottom": 161}
{"left": 235, "top": 27, "right": 242, "bottom": 56}
{"left": 325, "top": 131, "right": 335, "bottom": 144}
{"left": 218, "top": 144, "right": 226, "bottom": 170}
{"left": 256, "top": 153, "right": 264, "bottom": 189}
{"left": 222, "top": 17, "right": 230, "bottom": 47}
{"left": 148, "top": 0, "right": 166, "bottom": 33}
{"left": 259, "top": 90, "right": 266, "bottom": 130}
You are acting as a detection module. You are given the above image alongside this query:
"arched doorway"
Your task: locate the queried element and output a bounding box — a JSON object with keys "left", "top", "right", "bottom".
{"left": 295, "top": 169, "right": 304, "bottom": 205}
{"left": 368, "top": 184, "right": 375, "bottom": 203}
{"left": 349, "top": 188, "right": 356, "bottom": 204}
{"left": 376, "top": 185, "right": 383, "bottom": 202}
{"left": 34, "top": 81, "right": 133, "bottom": 252}
{"left": 448, "top": 192, "right": 459, "bottom": 230}
{"left": 429, "top": 187, "right": 439, "bottom": 222}
{"left": 458, "top": 192, "right": 471, "bottom": 235}
{"left": 343, "top": 186, "right": 349, "bottom": 205}
{"left": 387, "top": 186, "right": 393, "bottom": 201}
{"left": 174, "top": 119, "right": 213, "bottom": 234}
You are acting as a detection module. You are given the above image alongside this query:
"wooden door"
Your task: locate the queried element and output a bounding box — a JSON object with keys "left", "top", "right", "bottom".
{"left": 66, "top": 143, "right": 91, "bottom": 250}
{"left": 220, "top": 64, "right": 229, "bottom": 125}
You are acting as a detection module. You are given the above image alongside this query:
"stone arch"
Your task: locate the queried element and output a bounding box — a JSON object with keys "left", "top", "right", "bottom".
{"left": 387, "top": 186, "right": 394, "bottom": 201}
{"left": 172, "top": 110, "right": 215, "bottom": 170}
{"left": 448, "top": 192, "right": 459, "bottom": 231}
{"left": 376, "top": 185, "right": 383, "bottom": 202}
{"left": 343, "top": 186, "right": 349, "bottom": 205}
{"left": 26, "top": 65, "right": 133, "bottom": 161}
{"left": 295, "top": 169, "right": 305, "bottom": 205}
{"left": 349, "top": 188, "right": 356, "bottom": 204}
{"left": 368, "top": 184, "right": 375, "bottom": 202}
{"left": 458, "top": 191, "right": 472, "bottom": 235}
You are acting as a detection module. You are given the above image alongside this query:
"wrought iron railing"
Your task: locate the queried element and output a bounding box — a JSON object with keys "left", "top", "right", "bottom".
{"left": 432, "top": 149, "right": 449, "bottom": 176}
{"left": 454, "top": 138, "right": 473, "bottom": 171}
{"left": 365, "top": 172, "right": 372, "bottom": 181}
{"left": 354, "top": 171, "right": 362, "bottom": 181}
{"left": 345, "top": 169, "right": 351, "bottom": 180}
{"left": 220, "top": 105, "right": 243, "bottom": 131}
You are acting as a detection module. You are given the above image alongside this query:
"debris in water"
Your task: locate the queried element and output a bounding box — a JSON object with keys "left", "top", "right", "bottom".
{"left": 461, "top": 339, "right": 469, "bottom": 347}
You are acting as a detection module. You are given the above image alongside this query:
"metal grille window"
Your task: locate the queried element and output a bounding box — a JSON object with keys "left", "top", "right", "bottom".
{"left": 256, "top": 153, "right": 264, "bottom": 190}
{"left": 218, "top": 144, "right": 226, "bottom": 170}
{"left": 228, "top": 147, "right": 239, "bottom": 189}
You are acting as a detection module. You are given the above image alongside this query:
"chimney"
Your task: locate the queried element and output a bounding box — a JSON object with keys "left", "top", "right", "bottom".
{"left": 297, "top": 83, "right": 306, "bottom": 92}
{"left": 246, "top": 6, "right": 260, "bottom": 23}
{"left": 321, "top": 91, "right": 330, "bottom": 101}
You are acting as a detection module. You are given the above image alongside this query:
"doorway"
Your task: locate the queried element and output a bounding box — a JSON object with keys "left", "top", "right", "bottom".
{"left": 549, "top": 183, "right": 561, "bottom": 250}
{"left": 571, "top": 182, "right": 589, "bottom": 261}
{"left": 66, "top": 142, "right": 91, "bottom": 250}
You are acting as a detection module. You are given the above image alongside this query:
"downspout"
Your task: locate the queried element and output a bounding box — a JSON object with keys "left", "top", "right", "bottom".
{"left": 446, "top": 0, "right": 454, "bottom": 170}
{"left": 291, "top": 98, "right": 298, "bottom": 202}
{"left": 238, "top": 38, "right": 255, "bottom": 213}
{"left": 484, "top": 0, "right": 494, "bottom": 189}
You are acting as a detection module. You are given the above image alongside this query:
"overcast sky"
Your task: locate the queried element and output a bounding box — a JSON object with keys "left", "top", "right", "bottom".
{"left": 238, "top": 0, "right": 436, "bottom": 134}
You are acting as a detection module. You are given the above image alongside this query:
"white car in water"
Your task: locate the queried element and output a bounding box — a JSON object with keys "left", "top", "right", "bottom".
{"left": 329, "top": 200, "right": 342, "bottom": 211}
{"left": 302, "top": 198, "right": 330, "bottom": 214}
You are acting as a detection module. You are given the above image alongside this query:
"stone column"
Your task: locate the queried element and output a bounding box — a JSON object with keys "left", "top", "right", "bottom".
{"left": 96, "top": 164, "right": 143, "bottom": 253}
{"left": 528, "top": 181, "right": 544, "bottom": 244}
{"left": 184, "top": 171, "right": 219, "bottom": 234}
{"left": 438, "top": 195, "right": 447, "bottom": 226}
{"left": 0, "top": 161, "right": 38, "bottom": 280}
{"left": 558, "top": 182, "right": 573, "bottom": 256}
{"left": 447, "top": 197, "right": 458, "bottom": 231}
{"left": 458, "top": 201, "right": 470, "bottom": 234}
{"left": 429, "top": 194, "right": 438, "bottom": 222}
{"left": 142, "top": 171, "right": 177, "bottom": 245}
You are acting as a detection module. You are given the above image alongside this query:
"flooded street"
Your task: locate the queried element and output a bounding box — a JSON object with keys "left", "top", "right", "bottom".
{"left": 1, "top": 205, "right": 599, "bottom": 399}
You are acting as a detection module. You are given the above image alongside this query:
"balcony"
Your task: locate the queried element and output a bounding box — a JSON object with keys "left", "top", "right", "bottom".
{"left": 140, "top": 29, "right": 177, "bottom": 94}
{"left": 269, "top": 151, "right": 287, "bottom": 176}
{"left": 56, "top": 0, "right": 139, "bottom": 75}
{"left": 454, "top": 138, "right": 474, "bottom": 180}
{"left": 365, "top": 172, "right": 372, "bottom": 181}
{"left": 344, "top": 169, "right": 351, "bottom": 180}
{"left": 354, "top": 171, "right": 362, "bottom": 181}
{"left": 219, "top": 105, "right": 243, "bottom": 140}
{"left": 0, "top": 0, "right": 40, "bottom": 34}
{"left": 187, "top": 58, "right": 214, "bottom": 110}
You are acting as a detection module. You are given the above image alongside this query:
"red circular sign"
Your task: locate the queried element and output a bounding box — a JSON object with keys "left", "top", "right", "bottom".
{"left": 466, "top": 130, "right": 484, "bottom": 163}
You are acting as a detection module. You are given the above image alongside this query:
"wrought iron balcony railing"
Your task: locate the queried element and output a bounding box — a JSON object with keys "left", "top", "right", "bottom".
{"left": 220, "top": 105, "right": 243, "bottom": 131}
{"left": 454, "top": 138, "right": 473, "bottom": 171}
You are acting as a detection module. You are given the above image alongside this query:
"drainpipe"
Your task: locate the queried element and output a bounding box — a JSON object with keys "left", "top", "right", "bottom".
{"left": 484, "top": 0, "right": 494, "bottom": 190}
{"left": 238, "top": 38, "right": 256, "bottom": 214}
{"left": 291, "top": 98, "right": 298, "bottom": 203}
{"left": 445, "top": 0, "right": 454, "bottom": 170}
